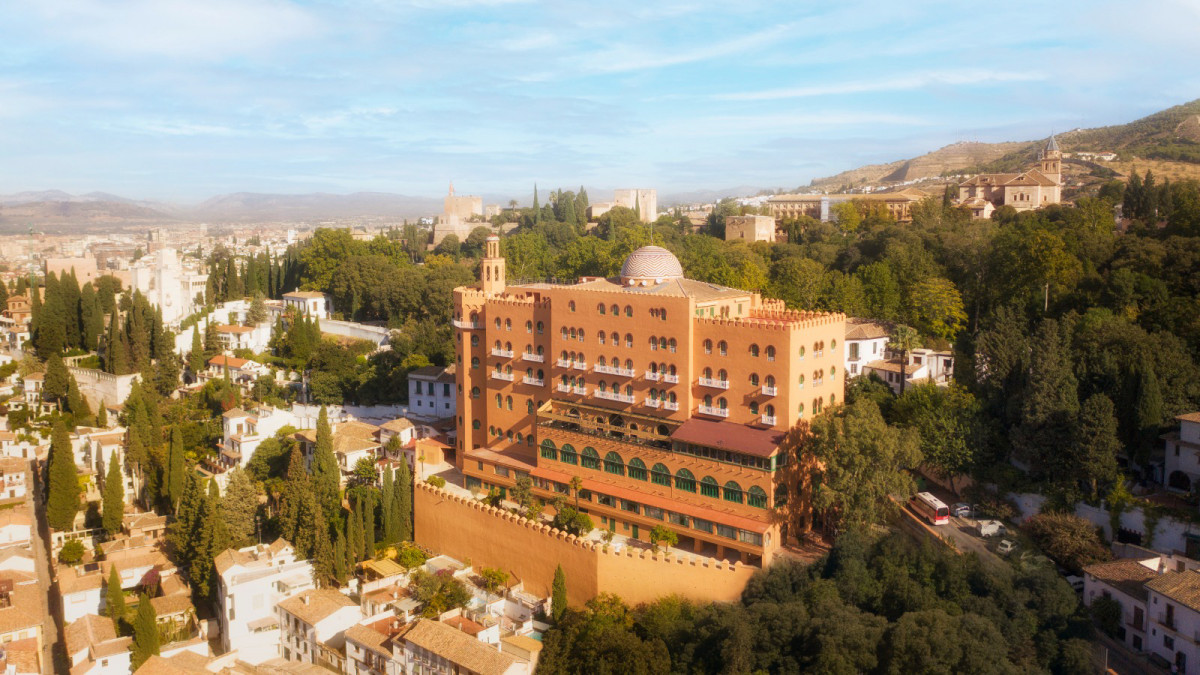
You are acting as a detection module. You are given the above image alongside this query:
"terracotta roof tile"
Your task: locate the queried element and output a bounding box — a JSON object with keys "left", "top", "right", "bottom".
{"left": 401, "top": 619, "right": 516, "bottom": 675}
{"left": 1084, "top": 559, "right": 1160, "bottom": 601}
{"left": 277, "top": 589, "right": 357, "bottom": 625}
{"left": 1146, "top": 570, "right": 1200, "bottom": 612}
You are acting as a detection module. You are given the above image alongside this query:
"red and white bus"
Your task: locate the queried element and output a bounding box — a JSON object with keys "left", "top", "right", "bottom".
{"left": 909, "top": 492, "right": 949, "bottom": 526}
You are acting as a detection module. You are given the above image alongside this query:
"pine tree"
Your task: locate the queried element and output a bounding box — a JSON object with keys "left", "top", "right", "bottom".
{"left": 46, "top": 422, "right": 80, "bottom": 530}
{"left": 105, "top": 565, "right": 126, "bottom": 622}
{"left": 97, "top": 399, "right": 108, "bottom": 428}
{"left": 167, "top": 427, "right": 185, "bottom": 507}
{"left": 102, "top": 451, "right": 125, "bottom": 534}
{"left": 551, "top": 564, "right": 567, "bottom": 622}
{"left": 131, "top": 592, "right": 160, "bottom": 669}
{"left": 248, "top": 294, "right": 268, "bottom": 324}
{"left": 222, "top": 467, "right": 258, "bottom": 547}
{"left": 311, "top": 407, "right": 340, "bottom": 523}
{"left": 396, "top": 461, "right": 413, "bottom": 541}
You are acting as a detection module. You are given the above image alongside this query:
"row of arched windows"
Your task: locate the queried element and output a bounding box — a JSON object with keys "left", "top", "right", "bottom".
{"left": 597, "top": 332, "right": 635, "bottom": 348}
{"left": 648, "top": 336, "right": 679, "bottom": 352}
{"left": 539, "top": 440, "right": 768, "bottom": 507}
{"left": 561, "top": 327, "right": 587, "bottom": 342}
{"left": 595, "top": 303, "right": 635, "bottom": 317}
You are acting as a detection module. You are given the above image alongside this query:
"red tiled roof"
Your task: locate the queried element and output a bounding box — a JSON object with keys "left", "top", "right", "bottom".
{"left": 671, "top": 418, "right": 783, "bottom": 458}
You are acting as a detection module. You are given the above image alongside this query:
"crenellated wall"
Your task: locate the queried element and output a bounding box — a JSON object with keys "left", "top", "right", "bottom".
{"left": 414, "top": 482, "right": 757, "bottom": 607}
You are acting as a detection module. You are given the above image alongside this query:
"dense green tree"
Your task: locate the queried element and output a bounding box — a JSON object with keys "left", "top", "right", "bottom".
{"left": 552, "top": 564, "right": 568, "bottom": 622}
{"left": 311, "top": 407, "right": 341, "bottom": 523}
{"left": 892, "top": 383, "right": 980, "bottom": 492}
{"left": 396, "top": 460, "right": 413, "bottom": 541}
{"left": 188, "top": 325, "right": 204, "bottom": 374}
{"left": 46, "top": 422, "right": 80, "bottom": 530}
{"left": 101, "top": 451, "right": 125, "bottom": 534}
{"left": 1014, "top": 319, "right": 1079, "bottom": 474}
{"left": 105, "top": 565, "right": 126, "bottom": 622}
{"left": 278, "top": 446, "right": 309, "bottom": 543}
{"left": 44, "top": 353, "right": 70, "bottom": 404}
{"left": 131, "top": 593, "right": 160, "bottom": 668}
{"left": 222, "top": 467, "right": 258, "bottom": 547}
{"left": 804, "top": 400, "right": 921, "bottom": 534}
{"left": 167, "top": 427, "right": 185, "bottom": 506}
{"left": 887, "top": 325, "right": 920, "bottom": 395}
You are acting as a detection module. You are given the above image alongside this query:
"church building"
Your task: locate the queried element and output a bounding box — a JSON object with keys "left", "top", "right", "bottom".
{"left": 957, "top": 137, "right": 1063, "bottom": 218}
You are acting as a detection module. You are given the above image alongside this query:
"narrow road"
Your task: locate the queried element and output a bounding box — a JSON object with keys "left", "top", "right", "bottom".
{"left": 30, "top": 466, "right": 66, "bottom": 675}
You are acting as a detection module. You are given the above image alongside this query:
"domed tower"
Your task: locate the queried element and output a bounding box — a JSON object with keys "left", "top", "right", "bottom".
{"left": 480, "top": 234, "right": 505, "bottom": 295}
{"left": 619, "top": 245, "right": 684, "bottom": 287}
{"left": 1040, "top": 135, "right": 1062, "bottom": 184}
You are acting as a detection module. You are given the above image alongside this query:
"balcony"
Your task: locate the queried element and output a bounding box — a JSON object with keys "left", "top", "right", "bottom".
{"left": 491, "top": 348, "right": 514, "bottom": 358}
{"left": 699, "top": 378, "right": 730, "bottom": 390}
{"left": 573, "top": 362, "right": 588, "bottom": 371}
{"left": 595, "top": 391, "right": 636, "bottom": 404}
{"left": 522, "top": 353, "right": 544, "bottom": 363}
{"left": 698, "top": 405, "right": 729, "bottom": 418}
{"left": 556, "top": 359, "right": 572, "bottom": 368}
{"left": 573, "top": 386, "right": 588, "bottom": 395}
{"left": 1158, "top": 613, "right": 1176, "bottom": 631}
{"left": 452, "top": 319, "right": 480, "bottom": 329}
{"left": 594, "top": 364, "right": 637, "bottom": 377}
{"left": 556, "top": 383, "right": 572, "bottom": 394}
{"left": 663, "top": 401, "right": 679, "bottom": 411}
{"left": 491, "top": 372, "right": 515, "bottom": 382}
{"left": 761, "top": 415, "right": 777, "bottom": 426}
{"left": 522, "top": 377, "right": 545, "bottom": 387}
{"left": 761, "top": 386, "right": 777, "bottom": 396}
{"left": 645, "top": 372, "right": 661, "bottom": 381}
{"left": 663, "top": 374, "right": 679, "bottom": 384}
{"left": 644, "top": 398, "right": 661, "bottom": 408}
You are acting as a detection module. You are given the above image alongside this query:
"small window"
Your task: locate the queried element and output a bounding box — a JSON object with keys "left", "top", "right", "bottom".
{"left": 704, "top": 339, "right": 713, "bottom": 354}
{"left": 750, "top": 373, "right": 759, "bottom": 387}
{"left": 536, "top": 321, "right": 544, "bottom": 334}
{"left": 624, "top": 305, "right": 633, "bottom": 317}
{"left": 525, "top": 320, "right": 532, "bottom": 333}
{"left": 598, "top": 303, "right": 606, "bottom": 315}
{"left": 505, "top": 318, "right": 512, "bottom": 330}
{"left": 625, "top": 334, "right": 633, "bottom": 348}
{"left": 750, "top": 344, "right": 759, "bottom": 357}
{"left": 569, "top": 301, "right": 576, "bottom": 312}
{"left": 718, "top": 341, "right": 727, "bottom": 356}
{"left": 766, "top": 346, "right": 776, "bottom": 361}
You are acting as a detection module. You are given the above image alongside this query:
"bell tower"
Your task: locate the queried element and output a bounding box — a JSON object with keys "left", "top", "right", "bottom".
{"left": 1039, "top": 135, "right": 1062, "bottom": 184}
{"left": 480, "top": 234, "right": 506, "bottom": 295}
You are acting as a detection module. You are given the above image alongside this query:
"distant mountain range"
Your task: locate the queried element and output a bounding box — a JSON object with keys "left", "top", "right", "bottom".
{"left": 808, "top": 97, "right": 1200, "bottom": 189}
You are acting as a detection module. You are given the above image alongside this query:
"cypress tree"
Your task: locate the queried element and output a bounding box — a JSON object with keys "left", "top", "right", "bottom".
{"left": 396, "top": 461, "right": 413, "bottom": 541}
{"left": 44, "top": 353, "right": 70, "bottom": 405}
{"left": 46, "top": 422, "right": 80, "bottom": 531}
{"left": 97, "top": 399, "right": 108, "bottom": 428}
{"left": 551, "top": 564, "right": 567, "bottom": 622}
{"left": 345, "top": 510, "right": 359, "bottom": 572}
{"left": 131, "top": 593, "right": 160, "bottom": 669}
{"left": 105, "top": 312, "right": 129, "bottom": 375}
{"left": 279, "top": 446, "right": 309, "bottom": 544}
{"left": 576, "top": 186, "right": 589, "bottom": 224}
{"left": 102, "top": 451, "right": 125, "bottom": 534}
{"left": 311, "top": 507, "right": 335, "bottom": 587}
{"left": 362, "top": 494, "right": 376, "bottom": 560}
{"left": 222, "top": 467, "right": 258, "bottom": 548}
{"left": 105, "top": 565, "right": 126, "bottom": 622}
{"left": 167, "top": 427, "right": 185, "bottom": 507}
{"left": 333, "top": 529, "right": 348, "bottom": 586}
{"left": 188, "top": 326, "right": 203, "bottom": 374}
{"left": 1135, "top": 365, "right": 1164, "bottom": 457}
{"left": 533, "top": 183, "right": 539, "bottom": 223}
{"left": 67, "top": 375, "right": 91, "bottom": 425}
{"left": 169, "top": 473, "right": 203, "bottom": 563}
{"left": 1123, "top": 170, "right": 1143, "bottom": 220}
{"left": 154, "top": 327, "right": 180, "bottom": 395}
{"left": 311, "top": 407, "right": 340, "bottom": 523}
{"left": 352, "top": 503, "right": 366, "bottom": 561}
{"left": 203, "top": 320, "right": 220, "bottom": 359}
{"left": 380, "top": 468, "right": 394, "bottom": 547}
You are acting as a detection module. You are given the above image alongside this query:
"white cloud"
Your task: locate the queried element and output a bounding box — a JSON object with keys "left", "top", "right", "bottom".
{"left": 27, "top": 0, "right": 319, "bottom": 60}
{"left": 577, "top": 24, "right": 794, "bottom": 75}
{"left": 715, "top": 70, "right": 1048, "bottom": 101}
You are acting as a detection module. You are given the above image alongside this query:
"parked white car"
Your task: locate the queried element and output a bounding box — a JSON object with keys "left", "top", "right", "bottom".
{"left": 977, "top": 520, "right": 1006, "bottom": 537}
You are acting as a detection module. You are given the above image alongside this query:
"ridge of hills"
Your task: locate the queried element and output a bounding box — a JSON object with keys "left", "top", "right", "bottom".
{"left": 810, "top": 97, "right": 1200, "bottom": 190}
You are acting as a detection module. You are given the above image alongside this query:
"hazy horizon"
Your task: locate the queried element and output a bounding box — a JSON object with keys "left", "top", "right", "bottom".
{"left": 3, "top": 0, "right": 1198, "bottom": 202}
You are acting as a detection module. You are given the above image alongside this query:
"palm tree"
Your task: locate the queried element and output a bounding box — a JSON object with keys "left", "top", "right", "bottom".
{"left": 888, "top": 325, "right": 920, "bottom": 395}
{"left": 569, "top": 475, "right": 583, "bottom": 510}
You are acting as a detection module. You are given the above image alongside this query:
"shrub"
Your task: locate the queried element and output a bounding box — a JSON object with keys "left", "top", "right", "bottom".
{"left": 427, "top": 475, "right": 446, "bottom": 488}
{"left": 59, "top": 539, "right": 85, "bottom": 565}
{"left": 1024, "top": 512, "right": 1111, "bottom": 574}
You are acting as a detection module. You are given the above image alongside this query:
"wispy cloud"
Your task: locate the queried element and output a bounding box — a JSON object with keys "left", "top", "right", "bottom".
{"left": 715, "top": 70, "right": 1048, "bottom": 101}
{"left": 578, "top": 24, "right": 795, "bottom": 75}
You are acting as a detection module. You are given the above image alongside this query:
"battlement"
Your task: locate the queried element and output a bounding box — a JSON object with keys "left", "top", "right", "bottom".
{"left": 695, "top": 308, "right": 844, "bottom": 332}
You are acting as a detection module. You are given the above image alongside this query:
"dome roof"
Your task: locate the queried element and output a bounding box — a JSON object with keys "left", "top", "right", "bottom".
{"left": 620, "top": 245, "right": 683, "bottom": 285}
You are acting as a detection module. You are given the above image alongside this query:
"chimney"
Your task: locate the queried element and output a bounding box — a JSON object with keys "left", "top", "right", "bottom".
{"left": 302, "top": 594, "right": 310, "bottom": 606}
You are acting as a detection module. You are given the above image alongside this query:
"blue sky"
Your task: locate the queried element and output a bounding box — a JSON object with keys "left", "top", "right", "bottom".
{"left": 2, "top": 0, "right": 1199, "bottom": 203}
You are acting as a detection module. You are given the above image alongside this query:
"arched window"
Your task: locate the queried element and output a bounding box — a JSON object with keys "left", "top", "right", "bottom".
{"left": 578, "top": 329, "right": 585, "bottom": 341}
{"left": 536, "top": 321, "right": 544, "bottom": 334}
{"left": 649, "top": 336, "right": 658, "bottom": 351}
{"left": 504, "top": 341, "right": 512, "bottom": 352}
{"left": 624, "top": 305, "right": 632, "bottom": 317}
{"left": 560, "top": 444, "right": 578, "bottom": 465}
{"left": 561, "top": 327, "right": 569, "bottom": 340}
{"left": 505, "top": 318, "right": 512, "bottom": 330}
{"left": 718, "top": 369, "right": 727, "bottom": 383}
{"left": 704, "top": 339, "right": 713, "bottom": 354}
{"left": 766, "top": 346, "right": 776, "bottom": 361}
{"left": 700, "top": 476, "right": 720, "bottom": 498}
{"left": 470, "top": 335, "right": 479, "bottom": 347}
{"left": 750, "top": 401, "right": 759, "bottom": 415}
{"left": 723, "top": 480, "right": 744, "bottom": 504}
{"left": 625, "top": 334, "right": 633, "bottom": 348}
{"left": 660, "top": 309, "right": 667, "bottom": 321}
{"left": 470, "top": 386, "right": 480, "bottom": 398}
{"left": 649, "top": 388, "right": 659, "bottom": 400}
{"left": 718, "top": 340, "right": 728, "bottom": 356}
{"left": 472, "top": 419, "right": 481, "bottom": 430}
{"left": 765, "top": 404, "right": 775, "bottom": 417}
{"left": 751, "top": 372, "right": 762, "bottom": 386}
{"left": 628, "top": 458, "right": 647, "bottom": 481}
{"left": 526, "top": 400, "right": 534, "bottom": 413}
{"left": 668, "top": 365, "right": 677, "bottom": 376}
{"left": 830, "top": 366, "right": 837, "bottom": 376}
{"left": 798, "top": 374, "right": 805, "bottom": 387}
{"left": 611, "top": 331, "right": 619, "bottom": 345}
{"left": 537, "top": 346, "right": 544, "bottom": 356}
{"left": 471, "top": 357, "right": 479, "bottom": 369}
{"left": 798, "top": 345, "right": 805, "bottom": 358}
{"left": 598, "top": 303, "right": 606, "bottom": 314}
{"left": 650, "top": 463, "right": 671, "bottom": 486}
{"left": 704, "top": 394, "right": 713, "bottom": 407}
{"left": 703, "top": 367, "right": 713, "bottom": 379}
{"left": 494, "top": 318, "right": 501, "bottom": 329}
{"left": 830, "top": 393, "right": 837, "bottom": 405}
{"left": 506, "top": 395, "right": 513, "bottom": 410}
{"left": 668, "top": 338, "right": 677, "bottom": 352}
{"left": 624, "top": 384, "right": 633, "bottom": 396}
{"left": 495, "top": 394, "right": 502, "bottom": 408}
{"left": 598, "top": 333, "right": 606, "bottom": 345}
{"left": 765, "top": 375, "right": 776, "bottom": 388}
{"left": 568, "top": 301, "right": 576, "bottom": 312}
{"left": 718, "top": 397, "right": 728, "bottom": 410}
{"left": 675, "top": 468, "right": 696, "bottom": 492}
{"left": 748, "top": 486, "right": 767, "bottom": 508}
{"left": 797, "top": 402, "right": 805, "bottom": 416}
{"left": 750, "top": 344, "right": 759, "bottom": 357}
{"left": 494, "top": 339, "right": 501, "bottom": 350}
{"left": 598, "top": 381, "right": 607, "bottom": 393}
{"left": 525, "top": 320, "right": 532, "bottom": 333}
{"left": 831, "top": 339, "right": 838, "bottom": 349}
{"left": 610, "top": 304, "right": 619, "bottom": 315}
{"left": 597, "top": 356, "right": 607, "bottom": 367}
{"left": 668, "top": 392, "right": 677, "bottom": 403}
{"left": 581, "top": 447, "right": 600, "bottom": 470}
{"left": 604, "top": 451, "right": 624, "bottom": 475}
